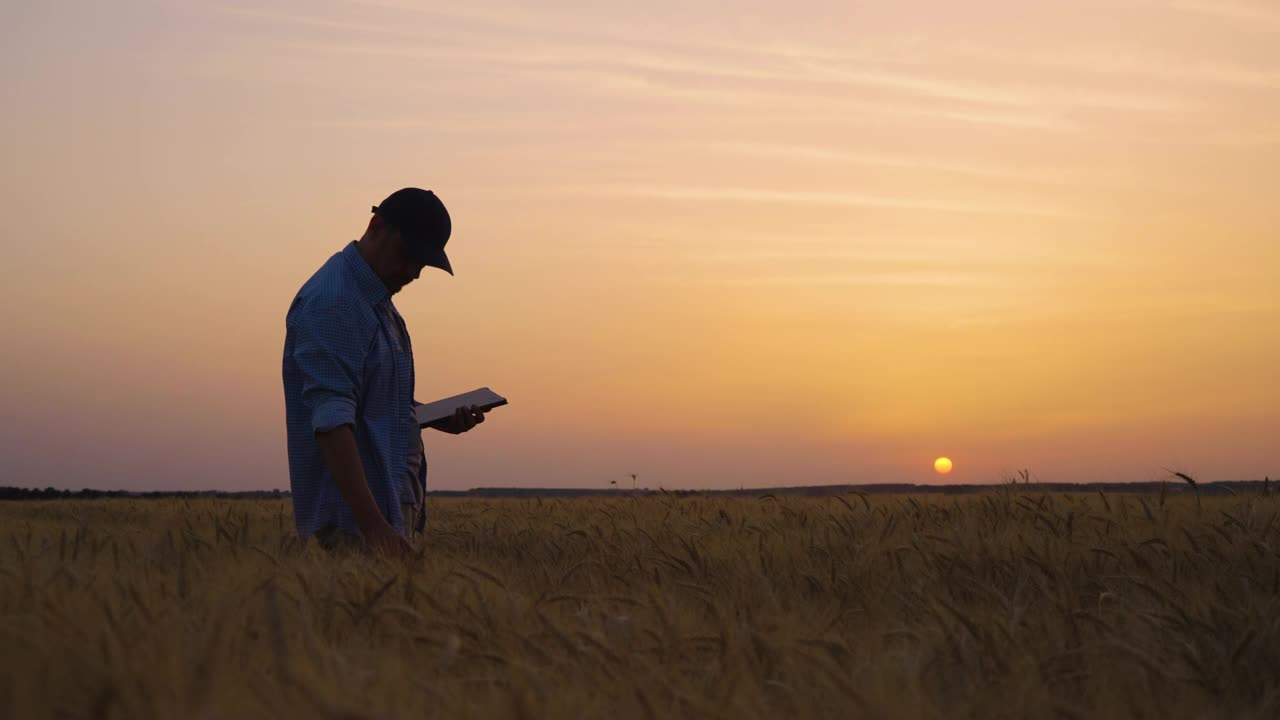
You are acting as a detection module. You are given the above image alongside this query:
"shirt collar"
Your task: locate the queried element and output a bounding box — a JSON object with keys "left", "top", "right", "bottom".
{"left": 341, "top": 240, "right": 390, "bottom": 306}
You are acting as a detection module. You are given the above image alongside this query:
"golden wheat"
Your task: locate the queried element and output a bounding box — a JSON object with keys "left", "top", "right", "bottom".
{"left": 1, "top": 492, "right": 1278, "bottom": 719}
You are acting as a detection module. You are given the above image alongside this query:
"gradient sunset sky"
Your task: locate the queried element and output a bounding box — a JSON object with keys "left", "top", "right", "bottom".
{"left": 2, "top": 0, "right": 1277, "bottom": 491}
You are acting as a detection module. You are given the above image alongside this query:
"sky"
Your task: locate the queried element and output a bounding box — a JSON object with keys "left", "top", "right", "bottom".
{"left": 1, "top": 0, "right": 1277, "bottom": 491}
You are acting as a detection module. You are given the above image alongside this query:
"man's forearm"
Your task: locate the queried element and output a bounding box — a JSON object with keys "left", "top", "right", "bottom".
{"left": 315, "top": 424, "right": 388, "bottom": 533}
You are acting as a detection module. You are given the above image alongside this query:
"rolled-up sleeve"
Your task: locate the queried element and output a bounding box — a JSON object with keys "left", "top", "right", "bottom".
{"left": 290, "top": 303, "right": 371, "bottom": 433}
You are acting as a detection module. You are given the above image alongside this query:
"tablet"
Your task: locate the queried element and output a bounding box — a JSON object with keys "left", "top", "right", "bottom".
{"left": 415, "top": 387, "right": 508, "bottom": 427}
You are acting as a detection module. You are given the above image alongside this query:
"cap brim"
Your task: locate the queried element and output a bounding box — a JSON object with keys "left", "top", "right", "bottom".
{"left": 412, "top": 244, "right": 453, "bottom": 276}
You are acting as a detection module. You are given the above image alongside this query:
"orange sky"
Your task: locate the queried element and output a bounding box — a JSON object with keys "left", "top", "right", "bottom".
{"left": 2, "top": 0, "right": 1277, "bottom": 491}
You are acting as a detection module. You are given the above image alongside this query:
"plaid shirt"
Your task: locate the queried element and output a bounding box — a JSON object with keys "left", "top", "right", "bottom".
{"left": 282, "top": 241, "right": 427, "bottom": 539}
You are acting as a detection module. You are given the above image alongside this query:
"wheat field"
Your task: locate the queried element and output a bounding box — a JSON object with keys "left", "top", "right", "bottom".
{"left": 2, "top": 492, "right": 1278, "bottom": 719}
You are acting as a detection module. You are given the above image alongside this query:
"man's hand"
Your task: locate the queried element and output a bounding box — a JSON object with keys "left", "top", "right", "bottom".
{"left": 427, "top": 404, "right": 488, "bottom": 434}
{"left": 363, "top": 520, "right": 414, "bottom": 559}
{"left": 316, "top": 425, "right": 414, "bottom": 561}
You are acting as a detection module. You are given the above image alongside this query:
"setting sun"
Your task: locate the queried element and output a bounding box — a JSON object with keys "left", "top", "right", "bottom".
{"left": 934, "top": 457, "right": 953, "bottom": 475}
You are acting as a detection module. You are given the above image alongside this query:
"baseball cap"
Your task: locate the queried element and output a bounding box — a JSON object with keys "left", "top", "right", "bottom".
{"left": 371, "top": 188, "right": 453, "bottom": 276}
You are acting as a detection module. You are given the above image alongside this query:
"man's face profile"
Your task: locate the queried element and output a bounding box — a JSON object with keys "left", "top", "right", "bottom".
{"left": 359, "top": 210, "right": 437, "bottom": 295}
{"left": 387, "top": 226, "right": 428, "bottom": 295}
{"left": 373, "top": 222, "right": 424, "bottom": 293}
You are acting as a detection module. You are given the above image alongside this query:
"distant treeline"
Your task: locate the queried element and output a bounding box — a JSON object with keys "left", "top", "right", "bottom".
{"left": 0, "top": 481, "right": 1271, "bottom": 501}
{"left": 445, "top": 480, "right": 1273, "bottom": 498}
{"left": 0, "top": 487, "right": 290, "bottom": 501}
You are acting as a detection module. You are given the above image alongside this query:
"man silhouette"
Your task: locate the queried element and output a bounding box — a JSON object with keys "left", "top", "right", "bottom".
{"left": 282, "top": 188, "right": 488, "bottom": 557}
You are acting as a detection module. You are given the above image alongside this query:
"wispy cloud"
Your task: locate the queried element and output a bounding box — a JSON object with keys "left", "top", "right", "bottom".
{"left": 792, "top": 61, "right": 1192, "bottom": 113}
{"left": 214, "top": 3, "right": 1188, "bottom": 119}
{"left": 210, "top": 2, "right": 1278, "bottom": 162}
{"left": 713, "top": 272, "right": 992, "bottom": 287}
{"left": 544, "top": 68, "right": 1079, "bottom": 130}
{"left": 282, "top": 39, "right": 1079, "bottom": 132}
{"left": 936, "top": 42, "right": 1280, "bottom": 91}
{"left": 349, "top": 0, "right": 1275, "bottom": 93}
{"left": 1169, "top": 0, "right": 1280, "bottom": 30}
{"left": 701, "top": 142, "right": 1138, "bottom": 186}
{"left": 308, "top": 114, "right": 588, "bottom": 133}
{"left": 1128, "top": 130, "right": 1280, "bottom": 146}
{"left": 676, "top": 242, "right": 1114, "bottom": 265}
{"left": 573, "top": 184, "right": 1081, "bottom": 219}
{"left": 204, "top": 3, "right": 443, "bottom": 41}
